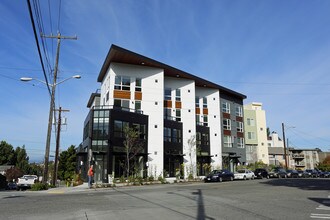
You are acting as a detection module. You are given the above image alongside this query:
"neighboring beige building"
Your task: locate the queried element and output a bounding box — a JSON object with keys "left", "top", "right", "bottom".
{"left": 289, "top": 148, "right": 321, "bottom": 170}
{"left": 244, "top": 102, "right": 269, "bottom": 164}
{"left": 267, "top": 132, "right": 286, "bottom": 166}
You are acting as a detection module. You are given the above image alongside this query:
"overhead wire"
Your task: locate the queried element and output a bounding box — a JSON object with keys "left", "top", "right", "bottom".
{"left": 26, "top": 0, "right": 52, "bottom": 96}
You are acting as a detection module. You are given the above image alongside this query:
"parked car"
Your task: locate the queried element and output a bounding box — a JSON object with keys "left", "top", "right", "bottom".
{"left": 321, "top": 171, "right": 330, "bottom": 178}
{"left": 254, "top": 168, "right": 269, "bottom": 179}
{"left": 269, "top": 168, "right": 287, "bottom": 178}
{"left": 305, "top": 169, "right": 319, "bottom": 178}
{"left": 286, "top": 169, "right": 299, "bottom": 178}
{"left": 297, "top": 170, "right": 309, "bottom": 178}
{"left": 204, "top": 170, "right": 234, "bottom": 182}
{"left": 17, "top": 175, "right": 38, "bottom": 190}
{"left": 6, "top": 182, "right": 17, "bottom": 190}
{"left": 234, "top": 169, "right": 255, "bottom": 180}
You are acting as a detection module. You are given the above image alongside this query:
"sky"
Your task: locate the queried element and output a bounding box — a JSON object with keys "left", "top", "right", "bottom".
{"left": 1, "top": 0, "right": 330, "bottom": 162}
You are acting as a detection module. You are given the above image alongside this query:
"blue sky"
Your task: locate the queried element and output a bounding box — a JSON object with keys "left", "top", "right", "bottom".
{"left": 1, "top": 0, "right": 330, "bottom": 162}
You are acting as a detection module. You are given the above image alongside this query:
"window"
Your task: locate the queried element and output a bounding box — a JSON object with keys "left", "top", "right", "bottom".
{"left": 135, "top": 101, "right": 141, "bottom": 113}
{"left": 172, "top": 129, "right": 182, "bottom": 143}
{"left": 247, "top": 118, "right": 255, "bottom": 126}
{"left": 133, "top": 123, "right": 146, "bottom": 139}
{"left": 222, "top": 102, "right": 230, "bottom": 113}
{"left": 114, "top": 120, "right": 129, "bottom": 138}
{"left": 164, "top": 127, "right": 171, "bottom": 142}
{"left": 164, "top": 108, "right": 171, "bottom": 120}
{"left": 115, "top": 76, "right": 130, "bottom": 91}
{"left": 203, "top": 97, "right": 207, "bottom": 108}
{"left": 235, "top": 105, "right": 242, "bottom": 117}
{"left": 196, "top": 132, "right": 201, "bottom": 145}
{"left": 223, "top": 136, "right": 232, "bottom": 148}
{"left": 114, "top": 99, "right": 130, "bottom": 111}
{"left": 223, "top": 119, "right": 231, "bottom": 130}
{"left": 236, "top": 121, "right": 244, "bottom": 132}
{"left": 176, "top": 109, "right": 181, "bottom": 122}
{"left": 175, "top": 89, "right": 181, "bottom": 101}
{"left": 202, "top": 133, "right": 209, "bottom": 145}
{"left": 135, "top": 78, "right": 142, "bottom": 92}
{"left": 237, "top": 137, "right": 244, "bottom": 148}
{"left": 203, "top": 115, "right": 208, "bottom": 126}
{"left": 196, "top": 114, "right": 201, "bottom": 125}
{"left": 164, "top": 88, "right": 171, "bottom": 101}
{"left": 195, "top": 96, "right": 200, "bottom": 108}
{"left": 247, "top": 132, "right": 256, "bottom": 140}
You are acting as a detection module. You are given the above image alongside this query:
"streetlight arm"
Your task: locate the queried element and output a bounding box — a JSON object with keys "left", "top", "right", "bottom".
{"left": 54, "top": 75, "right": 81, "bottom": 86}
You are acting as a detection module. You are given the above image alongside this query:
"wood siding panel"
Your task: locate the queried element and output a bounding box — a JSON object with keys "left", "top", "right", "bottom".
{"left": 237, "top": 132, "right": 244, "bottom": 138}
{"left": 223, "top": 112, "right": 231, "bottom": 119}
{"left": 196, "top": 108, "right": 200, "bottom": 114}
{"left": 236, "top": 116, "right": 243, "bottom": 122}
{"left": 164, "top": 100, "right": 172, "bottom": 108}
{"left": 135, "top": 92, "right": 142, "bottom": 100}
{"left": 114, "top": 90, "right": 131, "bottom": 99}
{"left": 203, "top": 108, "right": 208, "bottom": 115}
{"left": 175, "top": 101, "right": 182, "bottom": 109}
{"left": 223, "top": 130, "right": 231, "bottom": 136}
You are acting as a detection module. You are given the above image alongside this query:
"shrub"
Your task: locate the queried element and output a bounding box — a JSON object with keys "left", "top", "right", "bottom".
{"left": 31, "top": 183, "right": 49, "bottom": 191}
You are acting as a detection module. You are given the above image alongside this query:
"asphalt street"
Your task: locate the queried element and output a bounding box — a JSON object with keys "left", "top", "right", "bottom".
{"left": 0, "top": 178, "right": 329, "bottom": 220}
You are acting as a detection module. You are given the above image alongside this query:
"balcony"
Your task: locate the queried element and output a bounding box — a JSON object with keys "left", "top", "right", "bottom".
{"left": 292, "top": 154, "right": 305, "bottom": 159}
{"left": 93, "top": 105, "right": 144, "bottom": 114}
{"left": 295, "top": 163, "right": 305, "bottom": 167}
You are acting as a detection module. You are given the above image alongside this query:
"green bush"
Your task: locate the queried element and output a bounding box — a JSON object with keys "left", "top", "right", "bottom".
{"left": 31, "top": 183, "right": 49, "bottom": 191}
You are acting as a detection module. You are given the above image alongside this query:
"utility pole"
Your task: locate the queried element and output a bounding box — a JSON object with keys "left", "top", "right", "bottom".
{"left": 282, "top": 123, "right": 288, "bottom": 170}
{"left": 52, "top": 107, "right": 69, "bottom": 186}
{"left": 42, "top": 33, "right": 77, "bottom": 184}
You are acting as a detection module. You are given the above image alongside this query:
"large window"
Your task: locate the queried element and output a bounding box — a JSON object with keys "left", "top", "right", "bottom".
{"left": 164, "top": 108, "right": 171, "bottom": 120}
{"left": 115, "top": 76, "right": 130, "bottom": 91}
{"left": 114, "top": 120, "right": 129, "bottom": 138}
{"left": 114, "top": 99, "right": 130, "bottom": 111}
{"left": 164, "top": 88, "right": 171, "bottom": 101}
{"left": 237, "top": 137, "right": 244, "bottom": 148}
{"left": 222, "top": 102, "right": 230, "bottom": 113}
{"left": 235, "top": 105, "right": 243, "bottom": 117}
{"left": 135, "top": 78, "right": 142, "bottom": 92}
{"left": 203, "top": 115, "right": 208, "bottom": 127}
{"left": 135, "top": 101, "right": 142, "bottom": 113}
{"left": 223, "top": 119, "right": 231, "bottom": 130}
{"left": 195, "top": 96, "right": 200, "bottom": 108}
{"left": 164, "top": 127, "right": 171, "bottom": 142}
{"left": 203, "top": 97, "right": 207, "bottom": 108}
{"left": 247, "top": 132, "right": 256, "bottom": 140}
{"left": 133, "top": 123, "right": 146, "bottom": 140}
{"left": 176, "top": 109, "right": 181, "bottom": 122}
{"left": 196, "top": 132, "right": 201, "bottom": 145}
{"left": 236, "top": 121, "right": 244, "bottom": 132}
{"left": 175, "top": 89, "right": 181, "bottom": 102}
{"left": 247, "top": 118, "right": 255, "bottom": 126}
{"left": 223, "top": 136, "right": 232, "bottom": 148}
{"left": 92, "top": 110, "right": 110, "bottom": 139}
{"left": 164, "top": 127, "right": 182, "bottom": 143}
{"left": 202, "top": 133, "right": 209, "bottom": 146}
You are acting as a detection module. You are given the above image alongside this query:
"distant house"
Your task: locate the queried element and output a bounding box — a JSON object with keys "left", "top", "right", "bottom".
{"left": 0, "top": 165, "right": 13, "bottom": 176}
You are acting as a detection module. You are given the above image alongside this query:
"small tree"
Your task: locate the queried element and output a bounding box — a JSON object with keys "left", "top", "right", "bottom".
{"left": 317, "top": 155, "right": 330, "bottom": 171}
{"left": 58, "top": 145, "right": 77, "bottom": 182}
{"left": 0, "top": 141, "right": 16, "bottom": 165}
{"left": 5, "top": 167, "right": 23, "bottom": 182}
{"left": 123, "top": 126, "right": 143, "bottom": 181}
{"left": 186, "top": 135, "right": 196, "bottom": 180}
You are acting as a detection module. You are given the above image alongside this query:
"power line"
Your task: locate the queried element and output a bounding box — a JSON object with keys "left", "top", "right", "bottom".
{"left": 26, "top": 0, "right": 52, "bottom": 96}
{"left": 57, "top": 0, "right": 62, "bottom": 31}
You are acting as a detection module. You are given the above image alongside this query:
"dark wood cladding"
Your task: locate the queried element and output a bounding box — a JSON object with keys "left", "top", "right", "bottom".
{"left": 114, "top": 90, "right": 130, "bottom": 99}
{"left": 135, "top": 92, "right": 142, "bottom": 100}
{"left": 175, "top": 101, "right": 182, "bottom": 109}
{"left": 236, "top": 116, "right": 243, "bottom": 122}
{"left": 164, "top": 100, "right": 172, "bottom": 108}
{"left": 196, "top": 108, "right": 200, "bottom": 114}
{"left": 223, "top": 130, "right": 231, "bottom": 136}
{"left": 237, "top": 132, "right": 244, "bottom": 138}
{"left": 203, "top": 108, "right": 208, "bottom": 115}
{"left": 223, "top": 112, "right": 231, "bottom": 119}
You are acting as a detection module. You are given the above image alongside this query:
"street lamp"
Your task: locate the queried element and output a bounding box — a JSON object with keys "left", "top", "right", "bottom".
{"left": 20, "top": 75, "right": 80, "bottom": 183}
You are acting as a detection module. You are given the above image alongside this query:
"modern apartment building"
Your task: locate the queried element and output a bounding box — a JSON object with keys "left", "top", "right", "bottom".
{"left": 77, "top": 45, "right": 246, "bottom": 183}
{"left": 244, "top": 103, "right": 269, "bottom": 165}
{"left": 289, "top": 148, "right": 321, "bottom": 170}
{"left": 267, "top": 132, "right": 286, "bottom": 166}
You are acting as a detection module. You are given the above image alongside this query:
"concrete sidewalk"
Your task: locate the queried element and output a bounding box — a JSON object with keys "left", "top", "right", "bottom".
{"left": 46, "top": 182, "right": 92, "bottom": 194}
